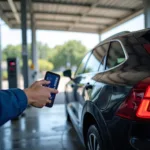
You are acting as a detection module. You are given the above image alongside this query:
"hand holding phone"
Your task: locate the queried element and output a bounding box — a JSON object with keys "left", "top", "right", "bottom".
{"left": 44, "top": 71, "right": 60, "bottom": 107}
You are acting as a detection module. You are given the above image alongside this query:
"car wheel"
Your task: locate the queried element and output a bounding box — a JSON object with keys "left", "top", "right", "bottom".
{"left": 66, "top": 111, "right": 71, "bottom": 122}
{"left": 65, "top": 104, "right": 71, "bottom": 122}
{"left": 86, "top": 125, "right": 103, "bottom": 150}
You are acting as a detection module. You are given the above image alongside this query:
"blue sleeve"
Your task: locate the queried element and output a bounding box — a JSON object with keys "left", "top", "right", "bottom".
{"left": 0, "top": 88, "right": 28, "bottom": 126}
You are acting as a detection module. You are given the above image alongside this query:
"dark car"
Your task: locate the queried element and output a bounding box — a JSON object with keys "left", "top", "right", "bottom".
{"left": 63, "top": 29, "right": 150, "bottom": 150}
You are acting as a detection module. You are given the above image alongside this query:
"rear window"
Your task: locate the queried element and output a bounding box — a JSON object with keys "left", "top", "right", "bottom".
{"left": 106, "top": 42, "right": 125, "bottom": 70}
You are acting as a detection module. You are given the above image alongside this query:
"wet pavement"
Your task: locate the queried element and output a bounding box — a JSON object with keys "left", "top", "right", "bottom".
{"left": 0, "top": 104, "right": 85, "bottom": 150}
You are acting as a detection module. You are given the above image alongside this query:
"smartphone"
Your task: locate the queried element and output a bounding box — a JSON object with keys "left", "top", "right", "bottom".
{"left": 44, "top": 71, "right": 60, "bottom": 107}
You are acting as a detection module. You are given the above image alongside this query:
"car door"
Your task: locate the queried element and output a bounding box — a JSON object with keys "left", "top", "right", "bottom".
{"left": 75, "top": 43, "right": 110, "bottom": 126}
{"left": 100, "top": 41, "right": 131, "bottom": 120}
{"left": 65, "top": 52, "right": 91, "bottom": 125}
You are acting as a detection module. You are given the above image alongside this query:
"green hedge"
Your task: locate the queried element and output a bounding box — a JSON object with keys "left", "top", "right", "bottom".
{"left": 2, "top": 71, "right": 8, "bottom": 80}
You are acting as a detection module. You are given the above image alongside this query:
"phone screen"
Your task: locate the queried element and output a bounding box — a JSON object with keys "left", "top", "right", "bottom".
{"left": 44, "top": 72, "right": 60, "bottom": 107}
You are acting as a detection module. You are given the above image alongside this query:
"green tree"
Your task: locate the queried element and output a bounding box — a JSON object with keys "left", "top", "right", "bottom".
{"left": 2, "top": 44, "right": 31, "bottom": 60}
{"left": 38, "top": 59, "right": 54, "bottom": 72}
{"left": 2, "top": 42, "right": 51, "bottom": 61}
{"left": 49, "top": 40, "right": 87, "bottom": 70}
{"left": 2, "top": 44, "right": 22, "bottom": 60}
{"left": 37, "top": 42, "right": 51, "bottom": 60}
{"left": 2, "top": 40, "right": 87, "bottom": 71}
{"left": 28, "top": 59, "right": 54, "bottom": 72}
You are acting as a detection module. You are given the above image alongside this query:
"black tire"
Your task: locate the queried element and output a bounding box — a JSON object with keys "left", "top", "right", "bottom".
{"left": 66, "top": 111, "right": 71, "bottom": 122}
{"left": 86, "top": 125, "right": 103, "bottom": 150}
{"left": 65, "top": 104, "right": 71, "bottom": 122}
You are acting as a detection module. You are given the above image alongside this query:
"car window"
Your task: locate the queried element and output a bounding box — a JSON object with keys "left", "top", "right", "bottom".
{"left": 106, "top": 41, "right": 125, "bottom": 70}
{"left": 75, "top": 52, "right": 91, "bottom": 75}
{"left": 84, "top": 53, "right": 100, "bottom": 73}
{"left": 98, "top": 43, "right": 110, "bottom": 72}
{"left": 84, "top": 43, "right": 109, "bottom": 73}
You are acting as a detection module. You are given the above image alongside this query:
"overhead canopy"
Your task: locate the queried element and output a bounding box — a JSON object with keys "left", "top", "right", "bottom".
{"left": 0, "top": 0, "right": 143, "bottom": 33}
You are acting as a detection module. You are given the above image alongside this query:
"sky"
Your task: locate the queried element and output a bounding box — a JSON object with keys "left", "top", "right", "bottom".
{"left": 101, "top": 14, "right": 144, "bottom": 40}
{"left": 0, "top": 14, "right": 145, "bottom": 50}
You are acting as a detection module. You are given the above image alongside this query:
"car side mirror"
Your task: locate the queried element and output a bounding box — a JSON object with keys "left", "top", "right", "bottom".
{"left": 63, "top": 69, "right": 72, "bottom": 79}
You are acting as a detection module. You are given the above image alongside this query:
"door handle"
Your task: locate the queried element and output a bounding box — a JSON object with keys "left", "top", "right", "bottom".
{"left": 85, "top": 83, "right": 93, "bottom": 90}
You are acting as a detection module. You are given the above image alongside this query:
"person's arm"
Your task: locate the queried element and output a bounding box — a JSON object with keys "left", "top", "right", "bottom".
{"left": 0, "top": 80, "right": 58, "bottom": 126}
{"left": 0, "top": 89, "right": 27, "bottom": 126}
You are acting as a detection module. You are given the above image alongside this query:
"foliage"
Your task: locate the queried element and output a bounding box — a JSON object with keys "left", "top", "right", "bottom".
{"left": 37, "top": 42, "right": 51, "bottom": 60}
{"left": 2, "top": 44, "right": 31, "bottom": 61}
{"left": 28, "top": 59, "right": 54, "bottom": 72}
{"left": 2, "top": 44, "right": 22, "bottom": 60}
{"left": 49, "top": 40, "right": 87, "bottom": 70}
{"left": 2, "top": 40, "right": 88, "bottom": 71}
{"left": 38, "top": 59, "right": 54, "bottom": 72}
{"left": 2, "top": 71, "right": 8, "bottom": 80}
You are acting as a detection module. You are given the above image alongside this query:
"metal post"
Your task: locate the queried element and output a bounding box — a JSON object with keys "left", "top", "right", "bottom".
{"left": 31, "top": 11, "right": 38, "bottom": 80}
{"left": 21, "top": 0, "right": 28, "bottom": 88}
{"left": 0, "top": 22, "right": 2, "bottom": 89}
{"left": 144, "top": 0, "right": 150, "bottom": 28}
{"left": 99, "top": 34, "right": 101, "bottom": 42}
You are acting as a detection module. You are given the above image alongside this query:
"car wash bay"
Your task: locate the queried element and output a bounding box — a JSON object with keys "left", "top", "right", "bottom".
{"left": 0, "top": 0, "right": 150, "bottom": 150}
{"left": 0, "top": 105, "right": 85, "bottom": 150}
{"left": 0, "top": 76, "right": 85, "bottom": 150}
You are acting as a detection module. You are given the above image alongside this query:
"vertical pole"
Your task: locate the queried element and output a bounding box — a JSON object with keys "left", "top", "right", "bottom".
{"left": 144, "top": 0, "right": 150, "bottom": 28}
{"left": 99, "top": 34, "right": 101, "bottom": 42}
{"left": 31, "top": 11, "right": 38, "bottom": 80}
{"left": 21, "top": 0, "right": 28, "bottom": 88}
{"left": 0, "top": 22, "right": 2, "bottom": 89}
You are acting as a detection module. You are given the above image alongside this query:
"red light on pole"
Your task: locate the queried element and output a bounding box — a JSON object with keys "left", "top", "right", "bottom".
{"left": 9, "top": 62, "right": 16, "bottom": 66}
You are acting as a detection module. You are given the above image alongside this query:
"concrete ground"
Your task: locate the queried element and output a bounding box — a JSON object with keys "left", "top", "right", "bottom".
{"left": 0, "top": 105, "right": 85, "bottom": 150}
{"left": 0, "top": 77, "right": 85, "bottom": 150}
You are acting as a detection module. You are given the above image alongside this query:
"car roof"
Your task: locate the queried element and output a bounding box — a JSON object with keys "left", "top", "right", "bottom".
{"left": 103, "top": 31, "right": 130, "bottom": 41}
{"left": 92, "top": 28, "right": 150, "bottom": 50}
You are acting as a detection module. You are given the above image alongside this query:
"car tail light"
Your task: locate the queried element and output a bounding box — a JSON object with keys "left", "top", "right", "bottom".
{"left": 144, "top": 44, "right": 150, "bottom": 54}
{"left": 136, "top": 86, "right": 150, "bottom": 119}
{"left": 116, "top": 77, "right": 150, "bottom": 120}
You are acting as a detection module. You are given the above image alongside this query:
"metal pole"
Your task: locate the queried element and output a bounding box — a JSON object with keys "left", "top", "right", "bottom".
{"left": 0, "top": 22, "right": 2, "bottom": 89}
{"left": 144, "top": 0, "right": 150, "bottom": 28}
{"left": 31, "top": 12, "right": 38, "bottom": 79}
{"left": 21, "top": 0, "right": 29, "bottom": 88}
{"left": 99, "top": 34, "right": 101, "bottom": 42}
